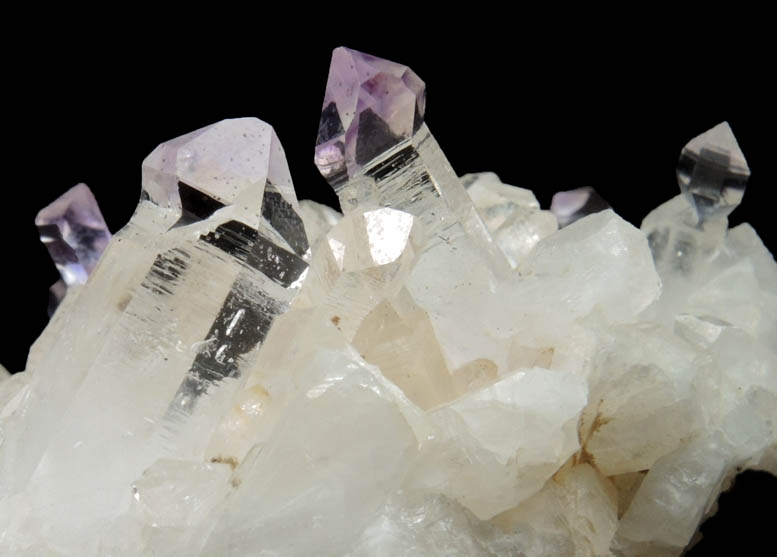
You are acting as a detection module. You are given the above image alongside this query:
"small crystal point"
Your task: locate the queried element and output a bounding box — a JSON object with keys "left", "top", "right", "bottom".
{"left": 550, "top": 186, "right": 610, "bottom": 228}
{"left": 677, "top": 121, "right": 750, "bottom": 221}
{"left": 35, "top": 183, "right": 111, "bottom": 289}
{"left": 314, "top": 47, "right": 426, "bottom": 184}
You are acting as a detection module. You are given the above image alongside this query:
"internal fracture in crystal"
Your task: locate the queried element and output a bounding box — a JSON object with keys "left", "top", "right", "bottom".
{"left": 0, "top": 49, "right": 774, "bottom": 557}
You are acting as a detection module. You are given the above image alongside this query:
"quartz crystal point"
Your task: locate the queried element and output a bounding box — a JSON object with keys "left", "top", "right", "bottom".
{"left": 35, "top": 183, "right": 111, "bottom": 313}
{"left": 677, "top": 121, "right": 749, "bottom": 222}
{"left": 314, "top": 47, "right": 425, "bottom": 183}
{"left": 641, "top": 122, "right": 757, "bottom": 325}
{"left": 0, "top": 118, "right": 309, "bottom": 553}
{"left": 314, "top": 46, "right": 509, "bottom": 276}
{"left": 550, "top": 186, "right": 610, "bottom": 228}
{"left": 295, "top": 206, "right": 420, "bottom": 342}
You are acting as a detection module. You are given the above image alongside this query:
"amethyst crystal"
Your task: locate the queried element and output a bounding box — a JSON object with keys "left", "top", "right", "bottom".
{"left": 550, "top": 186, "right": 610, "bottom": 228}
{"left": 35, "top": 183, "right": 111, "bottom": 312}
{"left": 314, "top": 47, "right": 426, "bottom": 184}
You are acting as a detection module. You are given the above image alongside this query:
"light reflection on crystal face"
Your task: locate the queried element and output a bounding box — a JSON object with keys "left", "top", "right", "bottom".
{"left": 328, "top": 237, "right": 347, "bottom": 269}
{"left": 306, "top": 373, "right": 348, "bottom": 399}
{"left": 225, "top": 308, "right": 245, "bottom": 337}
{"left": 364, "top": 208, "right": 414, "bottom": 266}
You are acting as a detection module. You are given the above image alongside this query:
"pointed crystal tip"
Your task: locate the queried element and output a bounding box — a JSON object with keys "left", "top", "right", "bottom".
{"left": 677, "top": 121, "right": 750, "bottom": 221}
{"left": 550, "top": 187, "right": 610, "bottom": 228}
{"left": 142, "top": 118, "right": 298, "bottom": 225}
{"left": 36, "top": 183, "right": 111, "bottom": 287}
{"left": 314, "top": 47, "right": 426, "bottom": 184}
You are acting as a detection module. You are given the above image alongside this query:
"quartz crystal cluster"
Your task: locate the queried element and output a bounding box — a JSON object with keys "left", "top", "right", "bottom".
{"left": 1, "top": 47, "right": 775, "bottom": 556}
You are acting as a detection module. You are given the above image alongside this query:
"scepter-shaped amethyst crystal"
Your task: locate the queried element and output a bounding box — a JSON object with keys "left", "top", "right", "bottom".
{"left": 314, "top": 47, "right": 426, "bottom": 185}
{"left": 312, "top": 46, "right": 510, "bottom": 276}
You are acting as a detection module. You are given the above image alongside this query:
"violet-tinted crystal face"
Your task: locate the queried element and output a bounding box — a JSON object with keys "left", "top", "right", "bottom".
{"left": 35, "top": 183, "right": 111, "bottom": 287}
{"left": 676, "top": 121, "right": 750, "bottom": 222}
{"left": 141, "top": 118, "right": 299, "bottom": 227}
{"left": 314, "top": 47, "right": 426, "bottom": 184}
{"left": 550, "top": 187, "right": 610, "bottom": 228}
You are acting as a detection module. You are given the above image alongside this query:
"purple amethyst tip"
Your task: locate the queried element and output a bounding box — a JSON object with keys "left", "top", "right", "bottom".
{"left": 36, "top": 183, "right": 111, "bottom": 311}
{"left": 314, "top": 47, "right": 426, "bottom": 184}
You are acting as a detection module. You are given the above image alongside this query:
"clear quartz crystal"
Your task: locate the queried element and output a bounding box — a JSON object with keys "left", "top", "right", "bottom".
{"left": 640, "top": 122, "right": 753, "bottom": 325}
{"left": 0, "top": 118, "right": 308, "bottom": 553}
{"left": 677, "top": 121, "right": 749, "bottom": 222}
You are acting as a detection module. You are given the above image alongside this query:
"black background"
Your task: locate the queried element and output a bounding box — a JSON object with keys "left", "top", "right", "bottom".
{"left": 3, "top": 28, "right": 774, "bottom": 555}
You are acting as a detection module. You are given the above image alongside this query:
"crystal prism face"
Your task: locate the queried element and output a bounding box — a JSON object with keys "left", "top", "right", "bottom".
{"left": 35, "top": 183, "right": 111, "bottom": 286}
{"left": 550, "top": 186, "right": 610, "bottom": 228}
{"left": 677, "top": 121, "right": 749, "bottom": 221}
{"left": 314, "top": 47, "right": 426, "bottom": 183}
{"left": 142, "top": 118, "right": 298, "bottom": 225}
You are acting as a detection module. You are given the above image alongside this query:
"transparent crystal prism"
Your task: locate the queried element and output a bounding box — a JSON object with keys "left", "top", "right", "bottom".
{"left": 314, "top": 47, "right": 509, "bottom": 277}
{"left": 677, "top": 121, "right": 749, "bottom": 222}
